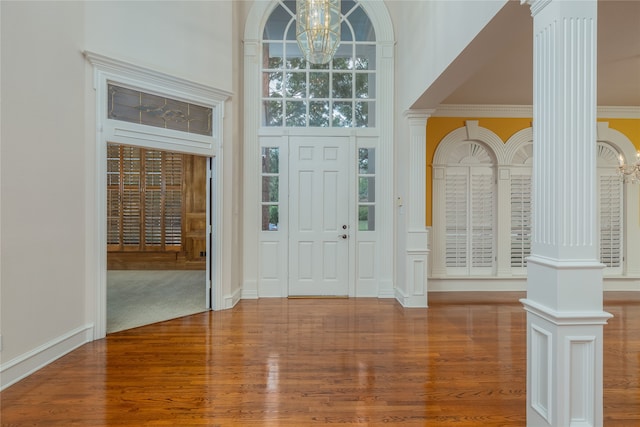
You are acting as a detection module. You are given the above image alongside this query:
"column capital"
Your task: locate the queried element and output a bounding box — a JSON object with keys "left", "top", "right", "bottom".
{"left": 403, "top": 109, "right": 435, "bottom": 124}
{"left": 521, "top": 0, "right": 552, "bottom": 17}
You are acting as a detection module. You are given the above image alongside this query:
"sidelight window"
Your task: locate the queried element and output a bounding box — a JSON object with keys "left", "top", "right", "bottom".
{"left": 261, "top": 147, "right": 280, "bottom": 231}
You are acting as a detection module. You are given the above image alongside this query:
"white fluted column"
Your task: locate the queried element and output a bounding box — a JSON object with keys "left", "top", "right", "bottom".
{"left": 521, "top": 1, "right": 612, "bottom": 426}
{"left": 397, "top": 110, "right": 433, "bottom": 307}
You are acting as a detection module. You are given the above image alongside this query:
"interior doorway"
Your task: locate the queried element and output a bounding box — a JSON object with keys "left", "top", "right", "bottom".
{"left": 105, "top": 143, "right": 210, "bottom": 333}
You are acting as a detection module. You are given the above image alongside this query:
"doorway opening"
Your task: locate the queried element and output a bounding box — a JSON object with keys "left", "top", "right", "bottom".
{"left": 105, "top": 143, "right": 210, "bottom": 333}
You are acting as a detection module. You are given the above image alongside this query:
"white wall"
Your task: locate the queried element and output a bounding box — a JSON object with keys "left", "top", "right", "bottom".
{"left": 387, "top": 0, "right": 508, "bottom": 110}
{"left": 1, "top": 0, "right": 238, "bottom": 388}
{"left": 1, "top": 1, "right": 87, "bottom": 365}
{"left": 85, "top": 1, "right": 233, "bottom": 91}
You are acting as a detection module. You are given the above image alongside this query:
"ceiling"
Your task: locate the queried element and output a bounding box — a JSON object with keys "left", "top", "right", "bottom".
{"left": 440, "top": 0, "right": 640, "bottom": 107}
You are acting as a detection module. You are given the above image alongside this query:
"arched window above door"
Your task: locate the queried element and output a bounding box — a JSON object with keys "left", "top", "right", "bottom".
{"left": 262, "top": 0, "right": 377, "bottom": 128}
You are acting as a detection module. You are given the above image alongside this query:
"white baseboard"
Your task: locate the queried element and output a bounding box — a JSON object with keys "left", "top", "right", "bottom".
{"left": 427, "top": 277, "right": 640, "bottom": 292}
{"left": 428, "top": 278, "right": 527, "bottom": 292}
{"left": 1, "top": 324, "right": 94, "bottom": 391}
{"left": 377, "top": 279, "right": 395, "bottom": 298}
{"left": 224, "top": 286, "right": 243, "bottom": 309}
{"left": 394, "top": 288, "right": 428, "bottom": 308}
{"left": 603, "top": 278, "right": 640, "bottom": 291}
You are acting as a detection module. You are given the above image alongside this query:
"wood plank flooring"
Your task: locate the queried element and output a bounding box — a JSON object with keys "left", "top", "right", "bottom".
{"left": 1, "top": 292, "right": 639, "bottom": 426}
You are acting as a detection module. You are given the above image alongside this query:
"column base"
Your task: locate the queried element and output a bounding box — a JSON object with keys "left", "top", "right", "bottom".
{"left": 521, "top": 299, "right": 612, "bottom": 427}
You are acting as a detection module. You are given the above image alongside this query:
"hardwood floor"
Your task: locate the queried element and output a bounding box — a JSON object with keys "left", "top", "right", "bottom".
{"left": 1, "top": 293, "right": 639, "bottom": 426}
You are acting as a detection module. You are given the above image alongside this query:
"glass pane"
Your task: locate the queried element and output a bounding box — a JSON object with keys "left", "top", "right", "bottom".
{"left": 285, "top": 21, "right": 297, "bottom": 41}
{"left": 261, "top": 147, "right": 279, "bottom": 174}
{"left": 359, "top": 177, "right": 375, "bottom": 202}
{"left": 285, "top": 43, "right": 306, "bottom": 69}
{"left": 355, "top": 44, "right": 376, "bottom": 70}
{"left": 309, "top": 72, "right": 330, "bottom": 98}
{"left": 187, "top": 104, "right": 213, "bottom": 135}
{"left": 263, "top": 4, "right": 291, "bottom": 40}
{"left": 339, "top": 20, "right": 354, "bottom": 42}
{"left": 265, "top": 72, "right": 284, "bottom": 97}
{"left": 332, "top": 102, "right": 352, "bottom": 127}
{"left": 285, "top": 72, "right": 306, "bottom": 98}
{"left": 332, "top": 72, "right": 353, "bottom": 98}
{"left": 358, "top": 205, "right": 375, "bottom": 231}
{"left": 263, "top": 100, "right": 283, "bottom": 126}
{"left": 262, "top": 176, "right": 279, "bottom": 202}
{"left": 108, "top": 84, "right": 212, "bottom": 136}
{"left": 309, "top": 101, "right": 330, "bottom": 127}
{"left": 358, "top": 148, "right": 375, "bottom": 174}
{"left": 263, "top": 43, "right": 284, "bottom": 69}
{"left": 310, "top": 61, "right": 330, "bottom": 71}
{"left": 262, "top": 205, "right": 279, "bottom": 231}
{"left": 349, "top": 6, "right": 375, "bottom": 41}
{"left": 333, "top": 44, "right": 353, "bottom": 70}
{"left": 355, "top": 73, "right": 375, "bottom": 99}
{"left": 356, "top": 101, "right": 375, "bottom": 128}
{"left": 286, "top": 101, "right": 307, "bottom": 126}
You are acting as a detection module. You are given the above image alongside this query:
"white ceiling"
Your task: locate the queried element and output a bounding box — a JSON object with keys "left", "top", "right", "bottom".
{"left": 440, "top": 0, "right": 640, "bottom": 107}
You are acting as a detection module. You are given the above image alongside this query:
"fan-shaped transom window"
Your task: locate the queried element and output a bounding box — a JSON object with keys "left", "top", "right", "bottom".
{"left": 262, "top": 0, "right": 376, "bottom": 128}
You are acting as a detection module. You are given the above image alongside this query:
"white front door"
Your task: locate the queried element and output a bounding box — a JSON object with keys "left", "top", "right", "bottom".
{"left": 289, "top": 137, "right": 350, "bottom": 296}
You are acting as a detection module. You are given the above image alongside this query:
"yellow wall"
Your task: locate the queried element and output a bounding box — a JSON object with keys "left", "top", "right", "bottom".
{"left": 425, "top": 117, "right": 640, "bottom": 226}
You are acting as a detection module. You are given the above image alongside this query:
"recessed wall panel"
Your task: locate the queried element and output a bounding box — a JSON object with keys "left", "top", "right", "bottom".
{"left": 323, "top": 241, "right": 338, "bottom": 280}
{"left": 298, "top": 171, "right": 313, "bottom": 231}
{"left": 260, "top": 241, "right": 279, "bottom": 279}
{"left": 324, "top": 171, "right": 338, "bottom": 230}
{"left": 358, "top": 242, "right": 375, "bottom": 279}
{"left": 298, "top": 241, "right": 313, "bottom": 279}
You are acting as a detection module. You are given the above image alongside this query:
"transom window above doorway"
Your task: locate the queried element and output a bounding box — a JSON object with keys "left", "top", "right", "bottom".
{"left": 108, "top": 84, "right": 213, "bottom": 136}
{"left": 262, "top": 0, "right": 377, "bottom": 128}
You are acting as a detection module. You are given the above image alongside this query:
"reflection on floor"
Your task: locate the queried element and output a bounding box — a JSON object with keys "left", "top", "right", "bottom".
{"left": 107, "top": 270, "right": 207, "bottom": 333}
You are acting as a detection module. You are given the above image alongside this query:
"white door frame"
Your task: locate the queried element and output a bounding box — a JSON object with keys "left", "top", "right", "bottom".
{"left": 288, "top": 136, "right": 352, "bottom": 296}
{"left": 85, "top": 52, "right": 229, "bottom": 339}
{"left": 243, "top": 0, "right": 395, "bottom": 299}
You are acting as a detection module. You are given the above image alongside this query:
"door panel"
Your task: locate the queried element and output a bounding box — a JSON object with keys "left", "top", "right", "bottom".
{"left": 289, "top": 137, "right": 349, "bottom": 296}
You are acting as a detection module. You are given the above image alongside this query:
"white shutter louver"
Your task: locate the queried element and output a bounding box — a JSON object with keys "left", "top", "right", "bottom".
{"left": 471, "top": 170, "right": 494, "bottom": 270}
{"left": 600, "top": 174, "right": 622, "bottom": 269}
{"left": 510, "top": 174, "right": 532, "bottom": 269}
{"left": 445, "top": 171, "right": 468, "bottom": 270}
{"left": 107, "top": 143, "right": 183, "bottom": 251}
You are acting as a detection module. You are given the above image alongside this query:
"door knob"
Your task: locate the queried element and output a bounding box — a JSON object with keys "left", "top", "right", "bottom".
{"left": 339, "top": 234, "right": 348, "bottom": 240}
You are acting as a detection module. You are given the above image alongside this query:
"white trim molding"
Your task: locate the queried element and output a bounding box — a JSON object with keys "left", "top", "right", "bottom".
{"left": 433, "top": 104, "right": 640, "bottom": 119}
{"left": 84, "top": 51, "right": 230, "bottom": 339}
{"left": 1, "top": 325, "right": 94, "bottom": 391}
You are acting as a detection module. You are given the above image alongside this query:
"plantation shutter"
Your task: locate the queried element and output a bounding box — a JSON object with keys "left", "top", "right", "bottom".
{"left": 107, "top": 144, "right": 122, "bottom": 246}
{"left": 107, "top": 143, "right": 183, "bottom": 252}
{"left": 122, "top": 146, "right": 142, "bottom": 247}
{"left": 145, "top": 150, "right": 163, "bottom": 247}
{"left": 445, "top": 168, "right": 468, "bottom": 274}
{"left": 164, "top": 152, "right": 183, "bottom": 246}
{"left": 470, "top": 168, "right": 494, "bottom": 273}
{"left": 599, "top": 174, "right": 622, "bottom": 272}
{"left": 510, "top": 173, "right": 532, "bottom": 269}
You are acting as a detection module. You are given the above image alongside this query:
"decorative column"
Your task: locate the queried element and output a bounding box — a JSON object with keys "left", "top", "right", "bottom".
{"left": 398, "top": 110, "right": 433, "bottom": 307}
{"left": 521, "top": 1, "right": 612, "bottom": 426}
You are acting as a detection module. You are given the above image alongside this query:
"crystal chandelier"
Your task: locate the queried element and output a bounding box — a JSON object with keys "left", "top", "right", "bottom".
{"left": 618, "top": 152, "right": 640, "bottom": 183}
{"left": 296, "top": 0, "right": 341, "bottom": 65}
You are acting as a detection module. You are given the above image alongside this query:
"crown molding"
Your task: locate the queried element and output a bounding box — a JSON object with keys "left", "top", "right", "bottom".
{"left": 433, "top": 104, "right": 640, "bottom": 119}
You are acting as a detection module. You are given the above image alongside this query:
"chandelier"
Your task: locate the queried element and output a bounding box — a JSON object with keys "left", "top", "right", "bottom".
{"left": 296, "top": 0, "right": 341, "bottom": 65}
{"left": 618, "top": 152, "right": 640, "bottom": 183}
